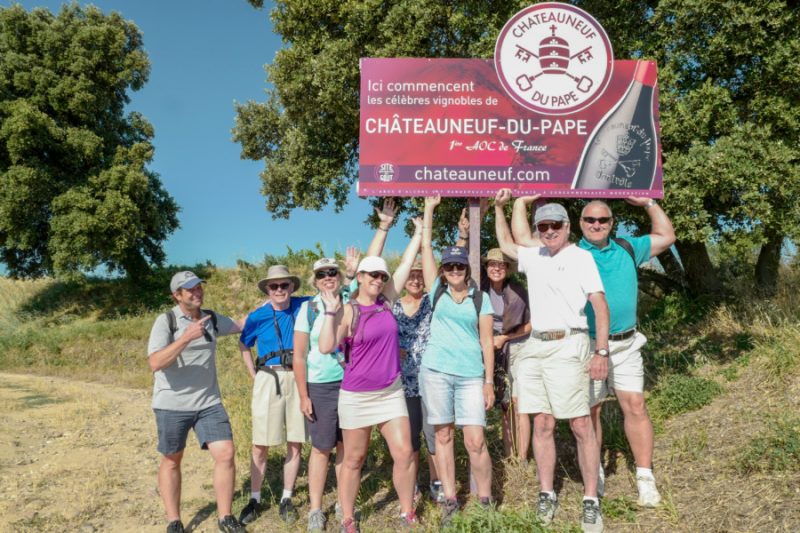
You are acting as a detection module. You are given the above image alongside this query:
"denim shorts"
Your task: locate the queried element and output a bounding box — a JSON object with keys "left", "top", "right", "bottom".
{"left": 153, "top": 402, "right": 233, "bottom": 455}
{"left": 419, "top": 367, "right": 486, "bottom": 427}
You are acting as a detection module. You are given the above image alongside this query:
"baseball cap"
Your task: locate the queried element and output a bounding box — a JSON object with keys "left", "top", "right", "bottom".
{"left": 357, "top": 256, "right": 389, "bottom": 275}
{"left": 441, "top": 246, "right": 469, "bottom": 265}
{"left": 170, "top": 271, "right": 204, "bottom": 293}
{"left": 313, "top": 257, "right": 339, "bottom": 271}
{"left": 533, "top": 203, "right": 569, "bottom": 225}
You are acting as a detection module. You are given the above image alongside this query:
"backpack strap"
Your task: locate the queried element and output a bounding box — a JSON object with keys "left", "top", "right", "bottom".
{"left": 307, "top": 299, "right": 319, "bottom": 327}
{"left": 613, "top": 238, "right": 638, "bottom": 281}
{"left": 201, "top": 309, "right": 218, "bottom": 334}
{"left": 432, "top": 280, "right": 483, "bottom": 319}
{"left": 165, "top": 309, "right": 177, "bottom": 341}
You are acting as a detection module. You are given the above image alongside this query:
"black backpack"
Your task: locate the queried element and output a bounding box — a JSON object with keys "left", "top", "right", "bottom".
{"left": 431, "top": 279, "right": 483, "bottom": 319}
{"left": 164, "top": 308, "right": 218, "bottom": 341}
{"left": 613, "top": 237, "right": 638, "bottom": 276}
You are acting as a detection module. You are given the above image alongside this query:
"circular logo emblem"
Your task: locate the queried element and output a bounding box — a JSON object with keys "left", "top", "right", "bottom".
{"left": 374, "top": 162, "right": 396, "bottom": 182}
{"left": 494, "top": 2, "right": 613, "bottom": 115}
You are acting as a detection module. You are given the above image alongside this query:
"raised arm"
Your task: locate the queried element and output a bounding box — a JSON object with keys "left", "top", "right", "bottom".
{"left": 455, "top": 198, "right": 489, "bottom": 247}
{"left": 317, "top": 290, "right": 348, "bottom": 354}
{"left": 511, "top": 194, "right": 542, "bottom": 247}
{"left": 494, "top": 189, "right": 519, "bottom": 260}
{"left": 626, "top": 197, "right": 676, "bottom": 258}
{"left": 387, "top": 216, "right": 423, "bottom": 301}
{"left": 422, "top": 195, "right": 440, "bottom": 289}
{"left": 365, "top": 198, "right": 397, "bottom": 257}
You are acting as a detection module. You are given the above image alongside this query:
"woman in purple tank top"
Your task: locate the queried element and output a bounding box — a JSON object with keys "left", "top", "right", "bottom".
{"left": 318, "top": 218, "right": 423, "bottom": 532}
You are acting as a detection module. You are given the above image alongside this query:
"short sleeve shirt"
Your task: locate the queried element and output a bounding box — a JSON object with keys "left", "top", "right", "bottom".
{"left": 147, "top": 306, "right": 238, "bottom": 411}
{"left": 579, "top": 235, "right": 651, "bottom": 335}
{"left": 240, "top": 296, "right": 310, "bottom": 365}
{"left": 517, "top": 244, "right": 605, "bottom": 331}
{"left": 295, "top": 295, "right": 346, "bottom": 384}
{"left": 421, "top": 278, "right": 493, "bottom": 378}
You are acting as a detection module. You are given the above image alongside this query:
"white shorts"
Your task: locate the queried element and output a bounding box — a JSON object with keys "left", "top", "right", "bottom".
{"left": 252, "top": 368, "right": 308, "bottom": 446}
{"left": 589, "top": 331, "right": 647, "bottom": 406}
{"left": 515, "top": 333, "right": 591, "bottom": 419}
{"left": 508, "top": 341, "right": 526, "bottom": 398}
{"left": 338, "top": 377, "right": 408, "bottom": 430}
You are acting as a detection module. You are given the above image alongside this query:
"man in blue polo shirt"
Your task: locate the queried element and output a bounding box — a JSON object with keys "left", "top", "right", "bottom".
{"left": 238, "top": 265, "right": 310, "bottom": 526}
{"left": 578, "top": 198, "right": 675, "bottom": 508}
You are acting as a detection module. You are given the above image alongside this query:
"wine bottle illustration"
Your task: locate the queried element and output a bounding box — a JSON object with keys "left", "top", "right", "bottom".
{"left": 572, "top": 60, "right": 658, "bottom": 191}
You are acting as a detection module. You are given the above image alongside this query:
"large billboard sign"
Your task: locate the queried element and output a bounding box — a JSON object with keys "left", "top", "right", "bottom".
{"left": 358, "top": 2, "right": 662, "bottom": 198}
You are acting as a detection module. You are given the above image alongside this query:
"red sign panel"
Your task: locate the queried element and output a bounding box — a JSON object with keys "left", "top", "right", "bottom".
{"left": 358, "top": 58, "right": 662, "bottom": 198}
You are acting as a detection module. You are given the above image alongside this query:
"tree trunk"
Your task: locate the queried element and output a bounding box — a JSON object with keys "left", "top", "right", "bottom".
{"left": 673, "top": 240, "right": 722, "bottom": 296}
{"left": 657, "top": 248, "right": 685, "bottom": 283}
{"left": 755, "top": 229, "right": 783, "bottom": 297}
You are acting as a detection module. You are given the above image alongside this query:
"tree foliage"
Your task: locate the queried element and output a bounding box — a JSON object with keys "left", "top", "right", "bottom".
{"left": 237, "top": 0, "right": 800, "bottom": 295}
{"left": 0, "top": 4, "right": 179, "bottom": 279}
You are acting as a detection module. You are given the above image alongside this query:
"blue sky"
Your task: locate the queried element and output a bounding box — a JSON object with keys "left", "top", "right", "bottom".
{"left": 9, "top": 0, "right": 411, "bottom": 270}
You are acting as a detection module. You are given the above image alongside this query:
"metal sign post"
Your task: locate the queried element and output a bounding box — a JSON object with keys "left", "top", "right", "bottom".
{"left": 469, "top": 198, "right": 481, "bottom": 284}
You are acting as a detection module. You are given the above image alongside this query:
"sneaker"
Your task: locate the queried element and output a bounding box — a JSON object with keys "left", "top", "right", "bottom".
{"left": 307, "top": 509, "right": 326, "bottom": 532}
{"left": 581, "top": 499, "right": 604, "bottom": 533}
{"left": 429, "top": 480, "right": 444, "bottom": 503}
{"left": 279, "top": 497, "right": 298, "bottom": 522}
{"left": 398, "top": 509, "right": 420, "bottom": 528}
{"left": 166, "top": 520, "right": 185, "bottom": 533}
{"left": 340, "top": 517, "right": 360, "bottom": 533}
{"left": 637, "top": 475, "right": 662, "bottom": 507}
{"left": 335, "top": 502, "right": 343, "bottom": 520}
{"left": 536, "top": 492, "right": 558, "bottom": 526}
{"left": 238, "top": 498, "right": 260, "bottom": 525}
{"left": 218, "top": 515, "right": 246, "bottom": 533}
{"left": 478, "top": 496, "right": 492, "bottom": 510}
{"left": 440, "top": 497, "right": 459, "bottom": 528}
{"left": 597, "top": 464, "right": 605, "bottom": 498}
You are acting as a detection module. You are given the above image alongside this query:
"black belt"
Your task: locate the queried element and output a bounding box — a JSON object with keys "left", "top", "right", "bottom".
{"left": 256, "top": 365, "right": 291, "bottom": 396}
{"left": 532, "top": 328, "right": 588, "bottom": 341}
{"left": 608, "top": 329, "right": 636, "bottom": 341}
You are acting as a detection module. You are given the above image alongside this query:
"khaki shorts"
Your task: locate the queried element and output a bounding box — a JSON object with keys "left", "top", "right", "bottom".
{"left": 252, "top": 368, "right": 308, "bottom": 446}
{"left": 589, "top": 332, "right": 647, "bottom": 406}
{"left": 515, "top": 333, "right": 591, "bottom": 419}
{"left": 508, "top": 341, "right": 526, "bottom": 398}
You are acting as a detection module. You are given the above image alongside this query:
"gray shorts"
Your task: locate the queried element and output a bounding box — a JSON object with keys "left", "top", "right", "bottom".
{"left": 154, "top": 402, "right": 233, "bottom": 456}
{"left": 307, "top": 381, "right": 342, "bottom": 451}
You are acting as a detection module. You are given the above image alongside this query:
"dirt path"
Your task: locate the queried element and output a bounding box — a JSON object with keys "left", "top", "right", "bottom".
{"left": 0, "top": 373, "right": 223, "bottom": 533}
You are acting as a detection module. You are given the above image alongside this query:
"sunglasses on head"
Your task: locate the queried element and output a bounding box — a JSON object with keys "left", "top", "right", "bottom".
{"left": 362, "top": 271, "right": 389, "bottom": 282}
{"left": 314, "top": 268, "right": 339, "bottom": 280}
{"left": 582, "top": 216, "right": 612, "bottom": 225}
{"left": 536, "top": 221, "right": 564, "bottom": 233}
{"left": 442, "top": 263, "right": 467, "bottom": 272}
{"left": 267, "top": 282, "right": 292, "bottom": 292}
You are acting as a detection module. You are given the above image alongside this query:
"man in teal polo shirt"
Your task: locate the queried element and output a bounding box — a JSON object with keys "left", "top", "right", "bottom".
{"left": 579, "top": 198, "right": 675, "bottom": 508}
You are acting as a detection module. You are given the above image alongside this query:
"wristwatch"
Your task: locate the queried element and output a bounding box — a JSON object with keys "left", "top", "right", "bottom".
{"left": 644, "top": 199, "right": 657, "bottom": 209}
{"left": 595, "top": 348, "right": 609, "bottom": 357}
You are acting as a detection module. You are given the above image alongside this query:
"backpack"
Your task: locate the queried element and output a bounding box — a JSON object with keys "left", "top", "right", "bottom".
{"left": 431, "top": 279, "right": 483, "bottom": 318}
{"left": 164, "top": 308, "right": 218, "bottom": 341}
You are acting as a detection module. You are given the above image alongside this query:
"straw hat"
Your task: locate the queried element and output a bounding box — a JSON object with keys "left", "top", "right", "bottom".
{"left": 257, "top": 265, "right": 301, "bottom": 294}
{"left": 482, "top": 248, "right": 517, "bottom": 272}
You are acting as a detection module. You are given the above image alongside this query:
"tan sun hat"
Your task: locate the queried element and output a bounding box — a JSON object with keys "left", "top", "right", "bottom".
{"left": 257, "top": 265, "right": 301, "bottom": 294}
{"left": 481, "top": 248, "right": 517, "bottom": 272}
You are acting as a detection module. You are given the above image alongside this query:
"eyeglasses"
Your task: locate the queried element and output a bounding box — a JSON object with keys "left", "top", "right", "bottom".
{"left": 362, "top": 271, "right": 389, "bottom": 282}
{"left": 267, "top": 282, "right": 292, "bottom": 292}
{"left": 442, "top": 263, "right": 467, "bottom": 272}
{"left": 582, "top": 216, "right": 612, "bottom": 225}
{"left": 314, "top": 269, "right": 339, "bottom": 280}
{"left": 536, "top": 221, "right": 564, "bottom": 233}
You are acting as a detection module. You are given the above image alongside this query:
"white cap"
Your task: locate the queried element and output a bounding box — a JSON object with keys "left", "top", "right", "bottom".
{"left": 356, "top": 256, "right": 389, "bottom": 275}
{"left": 313, "top": 257, "right": 339, "bottom": 271}
{"left": 170, "top": 271, "right": 204, "bottom": 293}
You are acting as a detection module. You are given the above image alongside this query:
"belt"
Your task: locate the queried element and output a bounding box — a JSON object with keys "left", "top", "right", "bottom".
{"left": 258, "top": 364, "right": 289, "bottom": 370}
{"left": 608, "top": 329, "right": 636, "bottom": 341}
{"left": 532, "top": 328, "right": 588, "bottom": 341}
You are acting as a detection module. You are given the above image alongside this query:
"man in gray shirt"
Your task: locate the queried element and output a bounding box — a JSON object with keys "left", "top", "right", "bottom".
{"left": 147, "top": 271, "right": 244, "bottom": 533}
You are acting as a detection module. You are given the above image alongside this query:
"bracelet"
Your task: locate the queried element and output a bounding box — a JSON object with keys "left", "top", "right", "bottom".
{"left": 484, "top": 380, "right": 493, "bottom": 385}
{"left": 345, "top": 273, "right": 355, "bottom": 279}
{"left": 324, "top": 311, "right": 338, "bottom": 316}
{"left": 644, "top": 199, "right": 657, "bottom": 209}
{"left": 458, "top": 234, "right": 468, "bottom": 239}
{"left": 378, "top": 226, "right": 389, "bottom": 232}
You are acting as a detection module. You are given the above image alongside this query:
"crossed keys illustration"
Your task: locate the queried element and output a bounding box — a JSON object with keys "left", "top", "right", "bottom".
{"left": 513, "top": 25, "right": 595, "bottom": 93}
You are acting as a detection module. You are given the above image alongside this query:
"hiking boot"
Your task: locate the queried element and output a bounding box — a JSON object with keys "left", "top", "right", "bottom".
{"left": 279, "top": 497, "right": 298, "bottom": 522}
{"left": 307, "top": 509, "right": 326, "bottom": 532}
{"left": 440, "top": 497, "right": 459, "bottom": 528}
{"left": 536, "top": 492, "right": 558, "bottom": 526}
{"left": 238, "top": 498, "right": 261, "bottom": 525}
{"left": 637, "top": 475, "right": 662, "bottom": 507}
{"left": 581, "top": 499, "right": 604, "bottom": 533}
{"left": 218, "top": 515, "right": 246, "bottom": 533}
{"left": 340, "top": 517, "right": 360, "bottom": 533}
{"left": 166, "top": 520, "right": 184, "bottom": 533}
{"left": 597, "top": 464, "right": 605, "bottom": 498}
{"left": 429, "top": 480, "right": 444, "bottom": 503}
{"left": 398, "top": 509, "right": 420, "bottom": 528}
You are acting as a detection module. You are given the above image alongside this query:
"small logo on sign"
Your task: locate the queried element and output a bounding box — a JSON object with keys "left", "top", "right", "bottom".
{"left": 376, "top": 162, "right": 396, "bottom": 182}
{"left": 494, "top": 2, "right": 613, "bottom": 115}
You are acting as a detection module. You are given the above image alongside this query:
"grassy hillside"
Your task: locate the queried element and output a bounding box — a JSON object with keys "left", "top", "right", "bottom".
{"left": 1, "top": 255, "right": 799, "bottom": 531}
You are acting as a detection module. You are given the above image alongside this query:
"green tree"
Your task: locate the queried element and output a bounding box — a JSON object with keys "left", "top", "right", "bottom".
{"left": 236, "top": 0, "right": 799, "bottom": 295}
{"left": 0, "top": 4, "right": 179, "bottom": 279}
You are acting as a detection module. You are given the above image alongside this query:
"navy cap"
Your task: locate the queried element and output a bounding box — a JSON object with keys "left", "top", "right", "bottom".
{"left": 441, "top": 246, "right": 469, "bottom": 265}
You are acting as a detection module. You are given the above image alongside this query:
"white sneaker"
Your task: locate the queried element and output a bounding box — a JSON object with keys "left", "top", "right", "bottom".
{"left": 597, "top": 464, "right": 605, "bottom": 497}
{"left": 636, "top": 475, "right": 662, "bottom": 507}
{"left": 536, "top": 492, "right": 558, "bottom": 526}
{"left": 581, "top": 499, "right": 604, "bottom": 532}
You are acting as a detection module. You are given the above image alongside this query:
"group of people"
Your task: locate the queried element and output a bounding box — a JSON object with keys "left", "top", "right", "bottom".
{"left": 146, "top": 190, "right": 675, "bottom": 533}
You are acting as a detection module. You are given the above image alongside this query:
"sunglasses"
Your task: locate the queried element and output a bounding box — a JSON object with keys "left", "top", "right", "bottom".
{"left": 536, "top": 221, "right": 564, "bottom": 233}
{"left": 315, "top": 268, "right": 339, "bottom": 280}
{"left": 442, "top": 263, "right": 467, "bottom": 272}
{"left": 362, "top": 271, "right": 389, "bottom": 282}
{"left": 582, "top": 216, "right": 612, "bottom": 225}
{"left": 267, "top": 282, "right": 292, "bottom": 292}
{"left": 486, "top": 260, "right": 508, "bottom": 269}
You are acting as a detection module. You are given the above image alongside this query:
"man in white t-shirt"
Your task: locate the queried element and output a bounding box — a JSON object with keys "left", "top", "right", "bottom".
{"left": 494, "top": 189, "right": 609, "bottom": 533}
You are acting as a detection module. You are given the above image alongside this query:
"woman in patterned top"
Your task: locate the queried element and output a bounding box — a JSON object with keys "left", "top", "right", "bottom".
{"left": 393, "top": 261, "right": 442, "bottom": 503}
